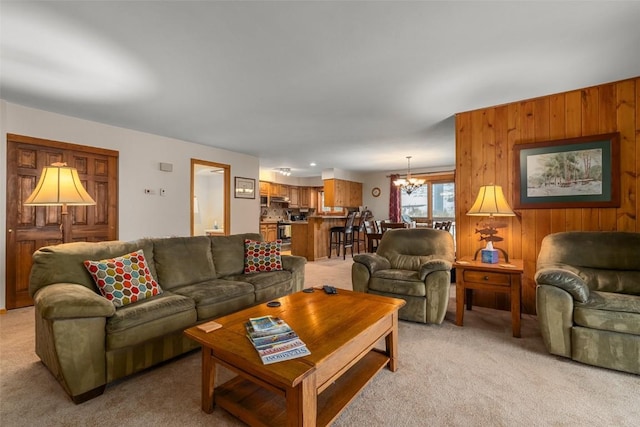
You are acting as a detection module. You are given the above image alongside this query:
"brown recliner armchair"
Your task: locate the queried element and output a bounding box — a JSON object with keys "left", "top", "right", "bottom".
{"left": 351, "top": 228, "right": 455, "bottom": 324}
{"left": 535, "top": 231, "right": 640, "bottom": 374}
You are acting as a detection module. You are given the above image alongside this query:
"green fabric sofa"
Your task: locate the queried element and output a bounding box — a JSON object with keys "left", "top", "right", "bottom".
{"left": 351, "top": 228, "right": 455, "bottom": 324}
{"left": 535, "top": 231, "right": 640, "bottom": 375}
{"left": 28, "top": 233, "right": 306, "bottom": 403}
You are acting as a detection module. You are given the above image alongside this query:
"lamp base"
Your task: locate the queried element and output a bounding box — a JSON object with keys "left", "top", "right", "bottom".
{"left": 473, "top": 246, "right": 510, "bottom": 263}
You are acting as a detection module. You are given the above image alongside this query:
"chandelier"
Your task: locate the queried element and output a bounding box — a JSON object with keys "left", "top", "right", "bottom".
{"left": 393, "top": 156, "right": 425, "bottom": 194}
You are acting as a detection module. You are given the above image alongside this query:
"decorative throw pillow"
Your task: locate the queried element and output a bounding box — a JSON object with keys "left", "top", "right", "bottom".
{"left": 84, "top": 249, "right": 162, "bottom": 307}
{"left": 244, "top": 239, "right": 283, "bottom": 274}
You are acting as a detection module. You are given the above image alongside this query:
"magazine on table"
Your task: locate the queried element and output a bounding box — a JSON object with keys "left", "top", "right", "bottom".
{"left": 245, "top": 317, "right": 292, "bottom": 338}
{"left": 245, "top": 315, "right": 311, "bottom": 364}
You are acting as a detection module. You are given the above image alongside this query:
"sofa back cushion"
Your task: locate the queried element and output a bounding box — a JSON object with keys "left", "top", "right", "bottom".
{"left": 211, "top": 233, "right": 264, "bottom": 277}
{"left": 151, "top": 236, "right": 215, "bottom": 289}
{"left": 377, "top": 228, "right": 455, "bottom": 271}
{"left": 538, "top": 231, "right": 640, "bottom": 294}
{"left": 29, "top": 239, "right": 154, "bottom": 297}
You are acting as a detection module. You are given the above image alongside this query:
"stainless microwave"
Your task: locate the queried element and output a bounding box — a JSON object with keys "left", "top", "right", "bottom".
{"left": 260, "top": 195, "right": 268, "bottom": 206}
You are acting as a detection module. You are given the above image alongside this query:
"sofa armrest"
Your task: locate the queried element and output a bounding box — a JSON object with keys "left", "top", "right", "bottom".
{"left": 33, "top": 283, "right": 113, "bottom": 402}
{"left": 534, "top": 265, "right": 591, "bottom": 303}
{"left": 34, "top": 283, "right": 115, "bottom": 319}
{"left": 353, "top": 253, "right": 391, "bottom": 274}
{"left": 281, "top": 254, "right": 306, "bottom": 272}
{"left": 282, "top": 255, "right": 307, "bottom": 292}
{"left": 419, "top": 259, "right": 453, "bottom": 281}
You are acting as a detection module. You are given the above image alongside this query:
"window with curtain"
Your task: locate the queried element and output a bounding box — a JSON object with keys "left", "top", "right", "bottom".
{"left": 399, "top": 172, "right": 455, "bottom": 225}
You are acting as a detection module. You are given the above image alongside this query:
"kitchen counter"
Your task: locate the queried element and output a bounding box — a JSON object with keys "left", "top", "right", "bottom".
{"left": 290, "top": 216, "right": 350, "bottom": 261}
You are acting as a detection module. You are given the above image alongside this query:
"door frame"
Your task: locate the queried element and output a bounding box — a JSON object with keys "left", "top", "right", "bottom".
{"left": 190, "top": 158, "right": 231, "bottom": 236}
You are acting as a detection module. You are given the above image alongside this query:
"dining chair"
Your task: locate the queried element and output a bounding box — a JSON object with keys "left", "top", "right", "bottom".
{"left": 363, "top": 220, "right": 381, "bottom": 253}
{"left": 380, "top": 222, "right": 408, "bottom": 233}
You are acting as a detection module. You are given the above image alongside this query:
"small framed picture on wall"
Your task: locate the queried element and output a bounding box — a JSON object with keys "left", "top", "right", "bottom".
{"left": 234, "top": 177, "right": 256, "bottom": 199}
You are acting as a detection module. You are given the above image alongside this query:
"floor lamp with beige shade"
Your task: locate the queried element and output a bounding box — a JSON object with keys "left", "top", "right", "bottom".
{"left": 23, "top": 162, "right": 96, "bottom": 243}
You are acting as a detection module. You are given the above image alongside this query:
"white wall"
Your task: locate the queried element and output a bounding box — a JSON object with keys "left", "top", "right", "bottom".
{"left": 0, "top": 100, "right": 260, "bottom": 310}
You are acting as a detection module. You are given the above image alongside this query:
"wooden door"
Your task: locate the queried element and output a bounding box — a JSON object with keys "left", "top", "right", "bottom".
{"left": 6, "top": 134, "right": 119, "bottom": 309}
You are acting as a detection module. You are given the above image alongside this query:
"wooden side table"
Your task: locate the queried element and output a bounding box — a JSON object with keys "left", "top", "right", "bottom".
{"left": 454, "top": 258, "right": 524, "bottom": 337}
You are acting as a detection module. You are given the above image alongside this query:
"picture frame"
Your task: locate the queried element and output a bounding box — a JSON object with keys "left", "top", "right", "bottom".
{"left": 234, "top": 177, "right": 256, "bottom": 199}
{"left": 513, "top": 133, "right": 620, "bottom": 209}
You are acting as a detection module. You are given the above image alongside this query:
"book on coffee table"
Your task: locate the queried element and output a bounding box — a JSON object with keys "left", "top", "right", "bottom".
{"left": 245, "top": 315, "right": 310, "bottom": 364}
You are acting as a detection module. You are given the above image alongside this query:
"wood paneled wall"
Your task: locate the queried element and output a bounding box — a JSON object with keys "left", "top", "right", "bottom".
{"left": 455, "top": 77, "right": 639, "bottom": 314}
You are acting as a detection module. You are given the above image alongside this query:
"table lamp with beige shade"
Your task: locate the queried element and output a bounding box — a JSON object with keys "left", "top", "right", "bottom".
{"left": 23, "top": 162, "right": 96, "bottom": 243}
{"left": 466, "top": 184, "right": 516, "bottom": 263}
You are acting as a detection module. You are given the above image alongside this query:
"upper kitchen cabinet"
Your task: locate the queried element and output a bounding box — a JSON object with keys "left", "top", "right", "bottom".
{"left": 271, "top": 183, "right": 289, "bottom": 199}
{"left": 259, "top": 181, "right": 270, "bottom": 196}
{"left": 298, "top": 187, "right": 310, "bottom": 208}
{"left": 289, "top": 186, "right": 299, "bottom": 207}
{"left": 323, "top": 179, "right": 362, "bottom": 208}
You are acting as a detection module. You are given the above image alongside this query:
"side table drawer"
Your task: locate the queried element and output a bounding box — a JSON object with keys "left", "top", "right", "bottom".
{"left": 463, "top": 270, "right": 511, "bottom": 286}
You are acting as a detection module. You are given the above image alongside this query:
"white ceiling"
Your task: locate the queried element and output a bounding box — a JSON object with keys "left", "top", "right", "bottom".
{"left": 2, "top": 1, "right": 640, "bottom": 177}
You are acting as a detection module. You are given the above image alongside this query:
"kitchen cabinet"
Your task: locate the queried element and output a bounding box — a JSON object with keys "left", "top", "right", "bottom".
{"left": 259, "top": 181, "right": 270, "bottom": 196}
{"left": 270, "top": 183, "right": 289, "bottom": 199}
{"left": 323, "top": 179, "right": 362, "bottom": 208}
{"left": 299, "top": 187, "right": 310, "bottom": 208}
{"left": 260, "top": 223, "right": 277, "bottom": 241}
{"left": 289, "top": 186, "right": 299, "bottom": 207}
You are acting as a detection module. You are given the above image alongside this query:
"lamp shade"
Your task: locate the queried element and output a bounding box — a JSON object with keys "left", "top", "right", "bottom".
{"left": 466, "top": 185, "right": 515, "bottom": 217}
{"left": 24, "top": 163, "right": 96, "bottom": 206}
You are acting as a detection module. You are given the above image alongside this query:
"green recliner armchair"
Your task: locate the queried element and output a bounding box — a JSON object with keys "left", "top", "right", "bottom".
{"left": 352, "top": 228, "right": 455, "bottom": 324}
{"left": 535, "top": 231, "right": 640, "bottom": 375}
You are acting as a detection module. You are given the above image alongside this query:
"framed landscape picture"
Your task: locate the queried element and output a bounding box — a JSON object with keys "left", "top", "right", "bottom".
{"left": 513, "top": 133, "right": 620, "bottom": 209}
{"left": 234, "top": 177, "right": 255, "bottom": 199}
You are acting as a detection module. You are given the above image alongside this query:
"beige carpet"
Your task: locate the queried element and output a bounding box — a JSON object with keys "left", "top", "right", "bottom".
{"left": 1, "top": 258, "right": 639, "bottom": 426}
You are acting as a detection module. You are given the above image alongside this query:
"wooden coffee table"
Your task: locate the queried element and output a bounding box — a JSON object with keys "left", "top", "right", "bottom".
{"left": 184, "top": 288, "right": 405, "bottom": 426}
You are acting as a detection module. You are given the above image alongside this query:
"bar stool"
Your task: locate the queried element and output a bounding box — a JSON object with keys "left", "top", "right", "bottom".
{"left": 352, "top": 210, "right": 372, "bottom": 253}
{"left": 328, "top": 211, "right": 357, "bottom": 259}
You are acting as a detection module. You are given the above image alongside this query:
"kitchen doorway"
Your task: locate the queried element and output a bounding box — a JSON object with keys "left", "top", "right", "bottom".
{"left": 190, "top": 159, "right": 230, "bottom": 236}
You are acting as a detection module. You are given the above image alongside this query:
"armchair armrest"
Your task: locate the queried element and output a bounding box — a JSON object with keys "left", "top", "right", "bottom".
{"left": 419, "top": 259, "right": 453, "bottom": 281}
{"left": 534, "top": 264, "right": 591, "bottom": 303}
{"left": 34, "top": 283, "right": 115, "bottom": 319}
{"left": 353, "top": 253, "right": 391, "bottom": 274}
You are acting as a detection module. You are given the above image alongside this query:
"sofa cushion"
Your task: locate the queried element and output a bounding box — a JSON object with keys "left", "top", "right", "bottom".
{"left": 172, "top": 279, "right": 255, "bottom": 319}
{"left": 370, "top": 269, "right": 426, "bottom": 297}
{"left": 210, "top": 233, "right": 264, "bottom": 277}
{"left": 574, "top": 291, "right": 640, "bottom": 335}
{"left": 106, "top": 292, "right": 196, "bottom": 350}
{"left": 151, "top": 236, "right": 215, "bottom": 289}
{"left": 84, "top": 250, "right": 162, "bottom": 308}
{"left": 228, "top": 270, "right": 292, "bottom": 291}
{"left": 229, "top": 270, "right": 294, "bottom": 303}
{"left": 244, "top": 239, "right": 283, "bottom": 273}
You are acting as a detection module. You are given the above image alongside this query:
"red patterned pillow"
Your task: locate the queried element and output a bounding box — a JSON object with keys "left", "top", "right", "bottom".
{"left": 244, "top": 239, "right": 283, "bottom": 274}
{"left": 84, "top": 249, "right": 162, "bottom": 307}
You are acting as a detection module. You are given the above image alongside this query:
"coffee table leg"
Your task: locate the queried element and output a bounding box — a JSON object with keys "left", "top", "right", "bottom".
{"left": 201, "top": 347, "right": 216, "bottom": 413}
{"left": 286, "top": 374, "right": 317, "bottom": 426}
{"left": 385, "top": 312, "right": 400, "bottom": 372}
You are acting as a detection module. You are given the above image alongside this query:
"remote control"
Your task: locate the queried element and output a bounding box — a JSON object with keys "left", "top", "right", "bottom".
{"left": 323, "top": 285, "right": 337, "bottom": 295}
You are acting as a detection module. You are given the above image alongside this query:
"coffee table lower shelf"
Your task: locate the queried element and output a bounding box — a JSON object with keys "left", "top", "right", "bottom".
{"left": 215, "top": 350, "right": 389, "bottom": 427}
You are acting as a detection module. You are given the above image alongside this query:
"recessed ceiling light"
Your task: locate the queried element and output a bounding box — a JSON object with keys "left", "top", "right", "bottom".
{"left": 309, "top": 162, "right": 317, "bottom": 167}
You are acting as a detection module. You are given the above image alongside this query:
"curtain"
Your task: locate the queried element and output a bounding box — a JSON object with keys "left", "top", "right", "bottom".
{"left": 389, "top": 174, "right": 401, "bottom": 222}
